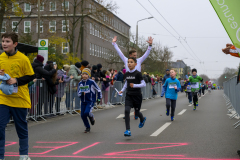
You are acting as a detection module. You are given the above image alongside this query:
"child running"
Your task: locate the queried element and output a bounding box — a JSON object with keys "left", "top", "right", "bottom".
{"left": 161, "top": 70, "right": 181, "bottom": 121}
{"left": 77, "top": 68, "right": 102, "bottom": 133}
{"left": 119, "top": 57, "right": 147, "bottom": 137}
{"left": 189, "top": 69, "right": 203, "bottom": 111}
{"left": 208, "top": 82, "right": 212, "bottom": 94}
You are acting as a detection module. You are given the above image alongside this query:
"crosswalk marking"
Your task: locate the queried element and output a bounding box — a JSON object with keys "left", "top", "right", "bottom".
{"left": 178, "top": 109, "right": 187, "bottom": 115}
{"left": 150, "top": 122, "right": 172, "bottom": 137}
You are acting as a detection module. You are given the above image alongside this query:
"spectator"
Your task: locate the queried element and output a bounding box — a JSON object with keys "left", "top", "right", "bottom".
{"left": 180, "top": 78, "right": 185, "bottom": 93}
{"left": 116, "top": 69, "right": 125, "bottom": 83}
{"left": 97, "top": 64, "right": 106, "bottom": 82}
{"left": 56, "top": 65, "right": 73, "bottom": 114}
{"left": 160, "top": 76, "right": 163, "bottom": 83}
{"left": 80, "top": 60, "right": 89, "bottom": 71}
{"left": 147, "top": 73, "right": 151, "bottom": 83}
{"left": 142, "top": 72, "right": 149, "bottom": 83}
{"left": 91, "top": 65, "right": 99, "bottom": 81}
{"left": 67, "top": 62, "right": 82, "bottom": 113}
{"left": 109, "top": 69, "right": 114, "bottom": 78}
{"left": 101, "top": 70, "right": 112, "bottom": 106}
{"left": 162, "top": 69, "right": 170, "bottom": 85}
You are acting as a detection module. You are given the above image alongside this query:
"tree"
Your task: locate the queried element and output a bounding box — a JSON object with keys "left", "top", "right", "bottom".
{"left": 218, "top": 67, "right": 237, "bottom": 86}
{"left": 199, "top": 74, "right": 210, "bottom": 82}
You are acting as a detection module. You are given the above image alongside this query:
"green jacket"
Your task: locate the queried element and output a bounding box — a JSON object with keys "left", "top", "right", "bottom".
{"left": 66, "top": 65, "right": 82, "bottom": 91}
{"left": 189, "top": 75, "right": 203, "bottom": 92}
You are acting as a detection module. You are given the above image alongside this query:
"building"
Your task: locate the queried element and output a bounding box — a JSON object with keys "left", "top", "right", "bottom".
{"left": 171, "top": 60, "right": 187, "bottom": 78}
{"left": 1, "top": 0, "right": 130, "bottom": 69}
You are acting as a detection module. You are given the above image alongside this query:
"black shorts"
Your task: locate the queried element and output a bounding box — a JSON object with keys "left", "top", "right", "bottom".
{"left": 125, "top": 94, "right": 142, "bottom": 110}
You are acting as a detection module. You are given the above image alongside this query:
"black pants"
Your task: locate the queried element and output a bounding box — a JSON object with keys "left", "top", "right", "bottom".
{"left": 192, "top": 92, "right": 198, "bottom": 106}
{"left": 55, "top": 97, "right": 62, "bottom": 113}
{"left": 199, "top": 89, "right": 202, "bottom": 96}
{"left": 166, "top": 98, "right": 176, "bottom": 117}
{"left": 125, "top": 94, "right": 144, "bottom": 130}
{"left": 202, "top": 89, "right": 205, "bottom": 95}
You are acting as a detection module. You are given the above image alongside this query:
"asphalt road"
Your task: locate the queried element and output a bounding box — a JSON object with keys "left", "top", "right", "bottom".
{"left": 4, "top": 90, "right": 240, "bottom": 160}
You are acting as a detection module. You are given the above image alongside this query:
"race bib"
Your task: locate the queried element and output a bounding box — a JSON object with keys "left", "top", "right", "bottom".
{"left": 13, "top": 83, "right": 18, "bottom": 93}
{"left": 169, "top": 82, "right": 177, "bottom": 89}
{"left": 79, "top": 85, "right": 90, "bottom": 93}
{"left": 187, "top": 86, "right": 191, "bottom": 90}
{"left": 191, "top": 82, "right": 199, "bottom": 89}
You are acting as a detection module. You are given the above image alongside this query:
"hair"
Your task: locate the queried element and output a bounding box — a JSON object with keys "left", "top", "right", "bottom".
{"left": 102, "top": 70, "right": 107, "bottom": 76}
{"left": 129, "top": 49, "right": 137, "bottom": 55}
{"left": 128, "top": 57, "right": 137, "bottom": 63}
{"left": 109, "top": 69, "right": 113, "bottom": 72}
{"left": 170, "top": 69, "right": 175, "bottom": 73}
{"left": 106, "top": 71, "right": 110, "bottom": 76}
{"left": 2, "top": 32, "right": 18, "bottom": 43}
{"left": 48, "top": 63, "right": 57, "bottom": 84}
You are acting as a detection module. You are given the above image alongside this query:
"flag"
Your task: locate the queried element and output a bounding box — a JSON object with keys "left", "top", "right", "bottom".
{"left": 210, "top": 0, "right": 240, "bottom": 54}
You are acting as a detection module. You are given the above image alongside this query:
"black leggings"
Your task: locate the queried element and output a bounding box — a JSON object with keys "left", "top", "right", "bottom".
{"left": 202, "top": 89, "right": 205, "bottom": 95}
{"left": 192, "top": 92, "right": 198, "bottom": 106}
{"left": 125, "top": 106, "right": 144, "bottom": 130}
{"left": 166, "top": 98, "right": 176, "bottom": 117}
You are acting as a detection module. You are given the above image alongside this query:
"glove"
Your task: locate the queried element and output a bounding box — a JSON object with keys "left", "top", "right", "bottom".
{"left": 97, "top": 99, "right": 101, "bottom": 105}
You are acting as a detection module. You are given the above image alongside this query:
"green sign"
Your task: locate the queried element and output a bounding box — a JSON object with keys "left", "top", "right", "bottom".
{"left": 210, "top": 0, "right": 240, "bottom": 54}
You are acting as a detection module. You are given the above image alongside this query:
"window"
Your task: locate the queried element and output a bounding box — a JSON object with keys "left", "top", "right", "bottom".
{"left": 50, "top": 2, "right": 56, "bottom": 11}
{"left": 89, "top": 4, "right": 92, "bottom": 13}
{"left": 12, "top": 3, "right": 19, "bottom": 12}
{"left": 90, "top": 23, "right": 92, "bottom": 35}
{"left": 94, "top": 25, "right": 97, "bottom": 36}
{"left": 12, "top": 21, "right": 18, "bottom": 33}
{"left": 62, "top": 42, "right": 69, "bottom": 54}
{"left": 99, "top": 27, "right": 102, "bottom": 38}
{"left": 62, "top": 1, "right": 69, "bottom": 11}
{"left": 49, "top": 20, "right": 56, "bottom": 33}
{"left": 94, "top": 44, "right": 97, "bottom": 56}
{"left": 62, "top": 20, "right": 69, "bottom": 32}
{"left": 36, "top": 21, "right": 43, "bottom": 33}
{"left": 24, "top": 21, "right": 31, "bottom": 33}
{"left": 40, "top": 2, "right": 44, "bottom": 11}
{"left": 92, "top": 43, "right": 94, "bottom": 55}
{"left": 90, "top": 43, "right": 92, "bottom": 55}
{"left": 1, "top": 21, "right": 6, "bottom": 33}
{"left": 99, "top": 46, "right": 102, "bottom": 58}
{"left": 25, "top": 3, "right": 31, "bottom": 12}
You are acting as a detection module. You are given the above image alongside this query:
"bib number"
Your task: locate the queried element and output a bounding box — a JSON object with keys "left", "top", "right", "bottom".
{"left": 79, "top": 85, "right": 90, "bottom": 93}
{"left": 191, "top": 82, "right": 199, "bottom": 89}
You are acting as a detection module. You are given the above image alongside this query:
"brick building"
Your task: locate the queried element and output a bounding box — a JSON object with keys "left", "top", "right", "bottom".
{"left": 1, "top": 0, "right": 130, "bottom": 69}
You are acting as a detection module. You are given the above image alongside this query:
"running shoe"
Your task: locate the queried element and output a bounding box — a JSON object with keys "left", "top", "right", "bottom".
{"left": 193, "top": 106, "right": 196, "bottom": 111}
{"left": 89, "top": 116, "right": 95, "bottom": 125}
{"left": 19, "top": 156, "right": 31, "bottom": 160}
{"left": 124, "top": 130, "right": 131, "bottom": 137}
{"left": 84, "top": 128, "right": 90, "bottom": 133}
{"left": 189, "top": 101, "right": 192, "bottom": 104}
{"left": 171, "top": 116, "right": 175, "bottom": 121}
{"left": 139, "top": 117, "right": 147, "bottom": 128}
{"left": 196, "top": 102, "right": 199, "bottom": 107}
{"left": 166, "top": 109, "right": 170, "bottom": 116}
{"left": 134, "top": 116, "right": 139, "bottom": 120}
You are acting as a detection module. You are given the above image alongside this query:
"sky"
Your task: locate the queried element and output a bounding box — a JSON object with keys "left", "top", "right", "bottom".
{"left": 111, "top": 0, "right": 240, "bottom": 78}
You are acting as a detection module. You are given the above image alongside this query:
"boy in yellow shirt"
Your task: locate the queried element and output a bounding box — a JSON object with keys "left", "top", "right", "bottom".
{"left": 0, "top": 32, "right": 34, "bottom": 160}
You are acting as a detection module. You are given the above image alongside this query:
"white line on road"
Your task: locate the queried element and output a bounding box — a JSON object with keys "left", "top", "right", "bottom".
{"left": 188, "top": 104, "right": 193, "bottom": 107}
{"left": 150, "top": 122, "right": 172, "bottom": 137}
{"left": 116, "top": 109, "right": 147, "bottom": 119}
{"left": 177, "top": 109, "right": 187, "bottom": 115}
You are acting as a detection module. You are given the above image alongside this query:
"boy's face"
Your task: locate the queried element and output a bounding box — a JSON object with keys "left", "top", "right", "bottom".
{"left": 128, "top": 59, "right": 137, "bottom": 70}
{"left": 170, "top": 70, "right": 176, "bottom": 78}
{"left": 192, "top": 71, "right": 197, "bottom": 76}
{"left": 82, "top": 73, "right": 89, "bottom": 80}
{"left": 2, "top": 37, "right": 18, "bottom": 53}
{"left": 129, "top": 52, "right": 137, "bottom": 59}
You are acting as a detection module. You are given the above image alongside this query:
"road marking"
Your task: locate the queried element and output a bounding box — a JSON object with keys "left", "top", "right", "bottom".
{"left": 188, "top": 104, "right": 193, "bottom": 107}
{"left": 116, "top": 109, "right": 147, "bottom": 119}
{"left": 150, "top": 122, "right": 172, "bottom": 137}
{"left": 177, "top": 109, "right": 187, "bottom": 115}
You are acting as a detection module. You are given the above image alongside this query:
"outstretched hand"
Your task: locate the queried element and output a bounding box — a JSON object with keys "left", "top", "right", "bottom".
{"left": 147, "top": 36, "right": 154, "bottom": 45}
{"left": 112, "top": 36, "right": 117, "bottom": 43}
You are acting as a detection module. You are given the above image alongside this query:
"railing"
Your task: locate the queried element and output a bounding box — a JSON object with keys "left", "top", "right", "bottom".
{"left": 223, "top": 76, "right": 240, "bottom": 128}
{"left": 11, "top": 80, "right": 162, "bottom": 122}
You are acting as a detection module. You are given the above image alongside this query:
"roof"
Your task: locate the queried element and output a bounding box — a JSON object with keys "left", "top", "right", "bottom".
{"left": 171, "top": 61, "right": 187, "bottom": 68}
{"left": 0, "top": 43, "right": 38, "bottom": 54}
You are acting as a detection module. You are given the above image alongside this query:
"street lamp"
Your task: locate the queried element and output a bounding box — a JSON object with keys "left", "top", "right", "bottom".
{"left": 136, "top": 17, "right": 153, "bottom": 46}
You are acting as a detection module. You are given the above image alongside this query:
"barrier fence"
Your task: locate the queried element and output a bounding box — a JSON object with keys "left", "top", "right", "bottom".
{"left": 223, "top": 76, "right": 240, "bottom": 129}
{"left": 10, "top": 80, "right": 162, "bottom": 123}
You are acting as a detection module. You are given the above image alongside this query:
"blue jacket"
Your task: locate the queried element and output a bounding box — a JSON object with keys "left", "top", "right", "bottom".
{"left": 162, "top": 74, "right": 170, "bottom": 84}
{"left": 77, "top": 79, "right": 102, "bottom": 103}
{"left": 161, "top": 77, "right": 181, "bottom": 100}
{"left": 0, "top": 74, "right": 14, "bottom": 95}
{"left": 116, "top": 71, "right": 124, "bottom": 82}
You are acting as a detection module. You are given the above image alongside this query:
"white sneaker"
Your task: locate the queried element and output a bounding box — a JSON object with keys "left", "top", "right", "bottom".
{"left": 19, "top": 155, "right": 31, "bottom": 160}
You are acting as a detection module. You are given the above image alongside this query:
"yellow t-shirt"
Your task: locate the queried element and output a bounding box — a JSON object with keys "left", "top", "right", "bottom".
{"left": 0, "top": 51, "right": 34, "bottom": 108}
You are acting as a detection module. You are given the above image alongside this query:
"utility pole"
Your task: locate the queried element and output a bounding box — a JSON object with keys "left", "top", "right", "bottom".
{"left": 37, "top": 0, "right": 40, "bottom": 41}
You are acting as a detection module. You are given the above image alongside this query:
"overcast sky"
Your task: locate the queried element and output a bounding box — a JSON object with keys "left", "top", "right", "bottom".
{"left": 111, "top": 0, "right": 240, "bottom": 78}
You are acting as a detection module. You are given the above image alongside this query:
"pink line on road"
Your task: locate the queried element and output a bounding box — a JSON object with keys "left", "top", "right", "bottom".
{"left": 73, "top": 142, "right": 101, "bottom": 155}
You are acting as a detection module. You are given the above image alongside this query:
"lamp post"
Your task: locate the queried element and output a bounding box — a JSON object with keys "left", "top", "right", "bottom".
{"left": 136, "top": 17, "right": 153, "bottom": 46}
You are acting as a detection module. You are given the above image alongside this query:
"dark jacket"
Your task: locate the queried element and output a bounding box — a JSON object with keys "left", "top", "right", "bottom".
{"left": 42, "top": 64, "right": 59, "bottom": 94}
{"left": 142, "top": 74, "right": 149, "bottom": 83}
{"left": 162, "top": 74, "right": 170, "bottom": 84}
{"left": 116, "top": 71, "right": 124, "bottom": 83}
{"left": 32, "top": 59, "right": 56, "bottom": 79}
{"left": 91, "top": 70, "right": 99, "bottom": 81}
{"left": 146, "top": 75, "right": 151, "bottom": 83}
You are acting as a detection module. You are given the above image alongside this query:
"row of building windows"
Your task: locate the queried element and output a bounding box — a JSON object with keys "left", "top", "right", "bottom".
{"left": 89, "top": 23, "right": 126, "bottom": 48}
{"left": 1, "top": 20, "right": 69, "bottom": 33}
{"left": 89, "top": 43, "right": 121, "bottom": 62}
{"left": 11, "top": 1, "right": 69, "bottom": 12}
{"left": 89, "top": 3, "right": 128, "bottom": 35}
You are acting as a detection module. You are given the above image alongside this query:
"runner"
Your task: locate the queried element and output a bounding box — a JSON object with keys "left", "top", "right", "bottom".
{"left": 77, "top": 68, "right": 102, "bottom": 133}
{"left": 202, "top": 82, "right": 206, "bottom": 96}
{"left": 208, "top": 82, "right": 212, "bottom": 94}
{"left": 112, "top": 36, "right": 153, "bottom": 120}
{"left": 189, "top": 69, "right": 203, "bottom": 111}
{"left": 119, "top": 58, "right": 147, "bottom": 137}
{"left": 0, "top": 32, "right": 35, "bottom": 160}
{"left": 186, "top": 79, "right": 192, "bottom": 104}
{"left": 161, "top": 70, "right": 181, "bottom": 121}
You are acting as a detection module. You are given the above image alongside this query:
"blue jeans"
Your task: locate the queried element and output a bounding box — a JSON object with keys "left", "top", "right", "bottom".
{"left": 0, "top": 105, "right": 28, "bottom": 159}
{"left": 81, "top": 102, "right": 94, "bottom": 128}
{"left": 188, "top": 92, "right": 192, "bottom": 102}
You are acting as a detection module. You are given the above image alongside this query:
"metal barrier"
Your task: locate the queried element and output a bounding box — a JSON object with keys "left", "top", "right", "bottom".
{"left": 223, "top": 76, "right": 240, "bottom": 128}
{"left": 8, "top": 79, "right": 163, "bottom": 123}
